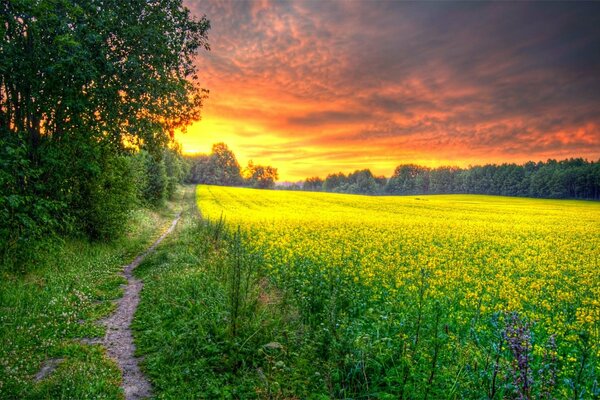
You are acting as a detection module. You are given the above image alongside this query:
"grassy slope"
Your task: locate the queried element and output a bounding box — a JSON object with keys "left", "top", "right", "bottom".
{"left": 0, "top": 193, "right": 183, "bottom": 399}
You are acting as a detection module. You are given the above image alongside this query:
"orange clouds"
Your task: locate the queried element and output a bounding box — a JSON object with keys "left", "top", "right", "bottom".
{"left": 178, "top": 1, "right": 600, "bottom": 181}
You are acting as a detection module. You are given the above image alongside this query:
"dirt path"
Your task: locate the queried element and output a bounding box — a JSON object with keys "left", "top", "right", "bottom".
{"left": 101, "top": 213, "right": 181, "bottom": 400}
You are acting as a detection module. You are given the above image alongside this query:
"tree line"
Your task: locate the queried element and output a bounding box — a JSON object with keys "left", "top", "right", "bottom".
{"left": 185, "top": 142, "right": 279, "bottom": 189}
{"left": 1, "top": 0, "right": 209, "bottom": 269}
{"left": 301, "top": 158, "right": 600, "bottom": 199}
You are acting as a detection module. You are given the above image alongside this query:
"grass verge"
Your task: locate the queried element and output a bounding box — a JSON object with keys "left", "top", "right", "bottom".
{"left": 0, "top": 191, "right": 184, "bottom": 399}
{"left": 133, "top": 191, "right": 321, "bottom": 399}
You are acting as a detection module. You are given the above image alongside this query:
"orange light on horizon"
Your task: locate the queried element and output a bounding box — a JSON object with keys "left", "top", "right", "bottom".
{"left": 177, "top": 1, "right": 600, "bottom": 181}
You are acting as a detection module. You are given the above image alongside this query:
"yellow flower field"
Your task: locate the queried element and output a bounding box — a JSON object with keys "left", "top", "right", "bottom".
{"left": 197, "top": 185, "right": 600, "bottom": 397}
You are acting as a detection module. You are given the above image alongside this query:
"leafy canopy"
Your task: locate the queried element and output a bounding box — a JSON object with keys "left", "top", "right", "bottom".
{"left": 1, "top": 0, "right": 210, "bottom": 150}
{"left": 0, "top": 0, "right": 210, "bottom": 266}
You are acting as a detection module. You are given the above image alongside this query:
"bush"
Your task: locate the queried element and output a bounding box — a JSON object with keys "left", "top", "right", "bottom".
{"left": 0, "top": 132, "right": 63, "bottom": 270}
{"left": 143, "top": 154, "right": 168, "bottom": 208}
{"left": 82, "top": 154, "right": 138, "bottom": 240}
{"left": 164, "top": 147, "right": 187, "bottom": 200}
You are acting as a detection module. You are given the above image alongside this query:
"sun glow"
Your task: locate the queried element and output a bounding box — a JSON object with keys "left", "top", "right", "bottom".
{"left": 176, "top": 1, "right": 600, "bottom": 181}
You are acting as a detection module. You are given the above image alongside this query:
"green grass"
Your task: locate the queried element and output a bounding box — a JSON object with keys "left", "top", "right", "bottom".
{"left": 0, "top": 197, "right": 182, "bottom": 399}
{"left": 133, "top": 195, "right": 303, "bottom": 399}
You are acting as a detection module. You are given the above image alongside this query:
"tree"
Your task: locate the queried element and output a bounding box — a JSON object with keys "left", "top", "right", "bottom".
{"left": 384, "top": 160, "right": 600, "bottom": 199}
{"left": 185, "top": 154, "right": 212, "bottom": 183}
{"left": 347, "top": 169, "right": 381, "bottom": 195}
{"left": 323, "top": 172, "right": 348, "bottom": 192}
{"left": 1, "top": 0, "right": 210, "bottom": 265}
{"left": 1, "top": 0, "right": 209, "bottom": 155}
{"left": 303, "top": 177, "right": 324, "bottom": 191}
{"left": 164, "top": 144, "right": 188, "bottom": 200}
{"left": 429, "top": 166, "right": 460, "bottom": 194}
{"left": 386, "top": 165, "right": 430, "bottom": 194}
{"left": 184, "top": 143, "right": 243, "bottom": 185}
{"left": 244, "top": 161, "right": 278, "bottom": 189}
{"left": 209, "top": 143, "right": 243, "bottom": 186}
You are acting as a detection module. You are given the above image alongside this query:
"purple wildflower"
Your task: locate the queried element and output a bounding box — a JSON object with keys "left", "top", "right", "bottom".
{"left": 503, "top": 312, "right": 533, "bottom": 400}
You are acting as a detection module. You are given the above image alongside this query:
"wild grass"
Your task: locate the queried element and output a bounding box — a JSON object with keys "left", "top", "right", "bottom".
{"left": 0, "top": 194, "right": 182, "bottom": 399}
{"left": 133, "top": 212, "right": 282, "bottom": 398}
{"left": 96, "top": 185, "right": 600, "bottom": 398}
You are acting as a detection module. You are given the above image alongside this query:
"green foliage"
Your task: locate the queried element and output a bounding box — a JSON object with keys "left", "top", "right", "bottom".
{"left": 80, "top": 154, "right": 139, "bottom": 240}
{"left": 28, "top": 345, "right": 123, "bottom": 400}
{"left": 384, "top": 159, "right": 600, "bottom": 199}
{"left": 385, "top": 164, "right": 430, "bottom": 195}
{"left": 131, "top": 147, "right": 187, "bottom": 209}
{"left": 210, "top": 143, "right": 244, "bottom": 186}
{"left": 322, "top": 172, "right": 346, "bottom": 192}
{"left": 134, "top": 199, "right": 336, "bottom": 398}
{"left": 143, "top": 154, "right": 169, "bottom": 208}
{"left": 302, "top": 176, "right": 324, "bottom": 191}
{"left": 185, "top": 142, "right": 243, "bottom": 186}
{"left": 163, "top": 145, "right": 187, "bottom": 200}
{"left": 322, "top": 169, "right": 386, "bottom": 194}
{"left": 306, "top": 159, "right": 600, "bottom": 199}
{"left": 185, "top": 153, "right": 212, "bottom": 183}
{"left": 244, "top": 160, "right": 279, "bottom": 189}
{"left": 185, "top": 143, "right": 281, "bottom": 189}
{"left": 133, "top": 218, "right": 272, "bottom": 398}
{"left": 0, "top": 0, "right": 210, "bottom": 269}
{"left": 0, "top": 131, "right": 64, "bottom": 269}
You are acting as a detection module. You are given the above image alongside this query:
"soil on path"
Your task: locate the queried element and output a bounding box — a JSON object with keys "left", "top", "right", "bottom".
{"left": 101, "top": 213, "right": 181, "bottom": 400}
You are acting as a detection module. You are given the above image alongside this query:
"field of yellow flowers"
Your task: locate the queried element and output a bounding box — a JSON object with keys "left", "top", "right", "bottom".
{"left": 197, "top": 185, "right": 599, "bottom": 398}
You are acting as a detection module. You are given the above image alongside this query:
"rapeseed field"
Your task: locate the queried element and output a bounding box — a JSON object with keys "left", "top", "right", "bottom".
{"left": 197, "top": 185, "right": 599, "bottom": 398}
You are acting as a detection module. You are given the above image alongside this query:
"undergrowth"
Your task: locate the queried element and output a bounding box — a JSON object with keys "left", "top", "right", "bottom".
{"left": 134, "top": 212, "right": 327, "bottom": 399}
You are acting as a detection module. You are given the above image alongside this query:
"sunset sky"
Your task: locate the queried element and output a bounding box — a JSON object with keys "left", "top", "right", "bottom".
{"left": 177, "top": 1, "right": 600, "bottom": 181}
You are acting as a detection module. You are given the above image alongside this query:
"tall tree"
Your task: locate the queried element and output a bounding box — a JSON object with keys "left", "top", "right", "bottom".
{"left": 244, "top": 161, "right": 278, "bottom": 189}
{"left": 303, "top": 159, "right": 600, "bottom": 200}
{"left": 184, "top": 143, "right": 243, "bottom": 185}
{"left": 1, "top": 0, "right": 210, "bottom": 261}
{"left": 347, "top": 169, "right": 381, "bottom": 194}
{"left": 1, "top": 0, "right": 210, "bottom": 154}
{"left": 209, "top": 143, "right": 243, "bottom": 186}
{"left": 386, "top": 164, "right": 430, "bottom": 195}
{"left": 323, "top": 172, "right": 348, "bottom": 192}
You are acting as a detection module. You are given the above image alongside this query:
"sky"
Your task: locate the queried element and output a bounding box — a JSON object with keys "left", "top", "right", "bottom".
{"left": 177, "top": 0, "right": 600, "bottom": 181}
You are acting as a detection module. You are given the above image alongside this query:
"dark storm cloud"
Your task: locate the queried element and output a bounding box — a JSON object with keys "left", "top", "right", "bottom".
{"left": 287, "top": 110, "right": 372, "bottom": 127}
{"left": 182, "top": 0, "right": 600, "bottom": 179}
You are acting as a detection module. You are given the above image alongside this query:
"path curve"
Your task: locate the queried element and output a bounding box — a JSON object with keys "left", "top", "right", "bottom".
{"left": 102, "top": 213, "right": 181, "bottom": 400}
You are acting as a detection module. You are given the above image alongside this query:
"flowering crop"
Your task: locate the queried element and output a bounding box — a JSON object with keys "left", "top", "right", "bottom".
{"left": 197, "top": 185, "right": 600, "bottom": 398}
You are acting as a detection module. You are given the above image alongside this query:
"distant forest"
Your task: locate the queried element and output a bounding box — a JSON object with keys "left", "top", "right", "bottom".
{"left": 302, "top": 159, "right": 600, "bottom": 200}
{"left": 185, "top": 144, "right": 600, "bottom": 200}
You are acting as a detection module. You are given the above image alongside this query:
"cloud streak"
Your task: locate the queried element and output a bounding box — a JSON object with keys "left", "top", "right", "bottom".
{"left": 179, "top": 0, "right": 600, "bottom": 180}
